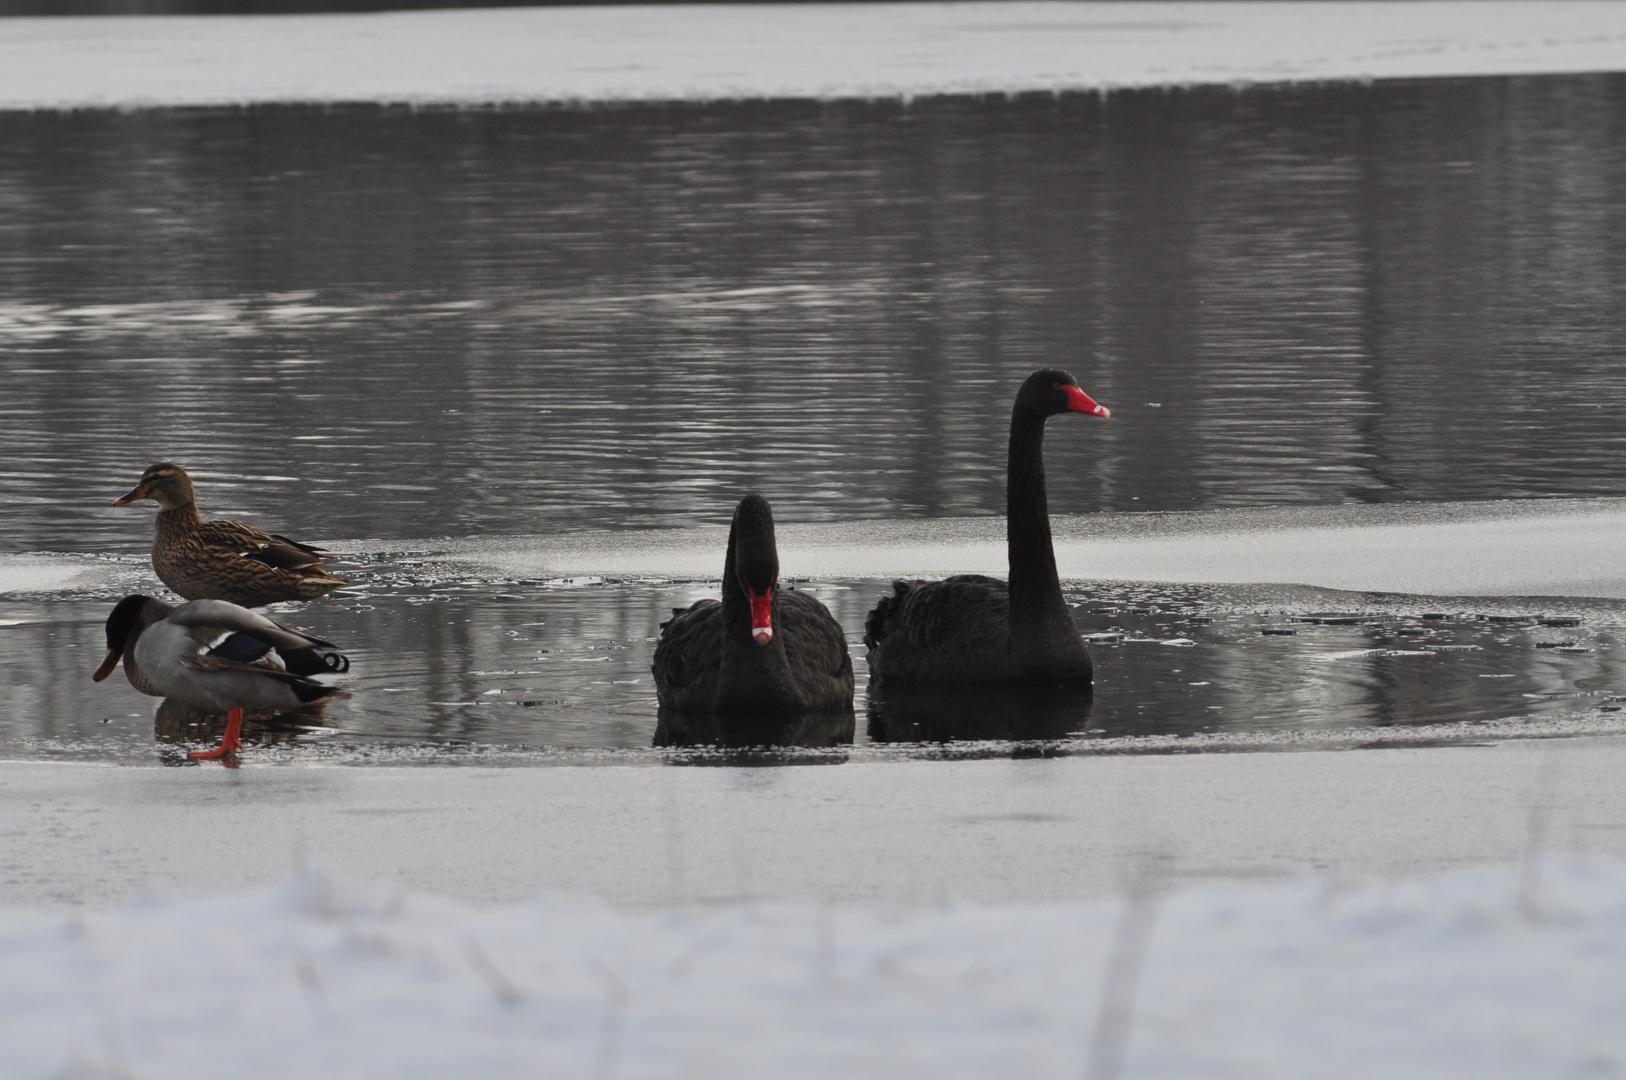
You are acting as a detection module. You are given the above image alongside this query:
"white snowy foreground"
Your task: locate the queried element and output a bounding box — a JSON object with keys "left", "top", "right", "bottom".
{"left": 2, "top": 1, "right": 1626, "bottom": 111}
{"left": 1, "top": 857, "right": 1622, "bottom": 1079}
{"left": 4, "top": 741, "right": 1626, "bottom": 1076}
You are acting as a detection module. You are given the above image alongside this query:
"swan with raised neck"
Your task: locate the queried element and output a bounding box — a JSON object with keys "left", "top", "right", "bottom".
{"left": 862, "top": 368, "right": 1109, "bottom": 686}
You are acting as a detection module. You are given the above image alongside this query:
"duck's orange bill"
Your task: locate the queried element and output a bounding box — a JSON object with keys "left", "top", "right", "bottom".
{"left": 114, "top": 485, "right": 149, "bottom": 506}
{"left": 749, "top": 588, "right": 774, "bottom": 645}
{"left": 92, "top": 648, "right": 120, "bottom": 682}
{"left": 1063, "top": 386, "right": 1110, "bottom": 418}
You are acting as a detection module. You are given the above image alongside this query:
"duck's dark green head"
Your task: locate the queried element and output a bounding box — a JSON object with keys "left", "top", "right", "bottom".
{"left": 93, "top": 594, "right": 168, "bottom": 682}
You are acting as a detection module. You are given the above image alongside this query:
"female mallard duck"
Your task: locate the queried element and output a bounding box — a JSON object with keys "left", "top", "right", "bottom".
{"left": 94, "top": 594, "right": 349, "bottom": 761}
{"left": 116, "top": 463, "right": 348, "bottom": 607}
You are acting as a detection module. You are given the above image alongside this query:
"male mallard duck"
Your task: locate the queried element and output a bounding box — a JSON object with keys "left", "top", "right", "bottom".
{"left": 94, "top": 594, "right": 349, "bottom": 761}
{"left": 116, "top": 463, "right": 348, "bottom": 607}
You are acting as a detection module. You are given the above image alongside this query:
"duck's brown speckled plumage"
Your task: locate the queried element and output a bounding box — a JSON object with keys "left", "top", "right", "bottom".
{"left": 117, "top": 463, "right": 349, "bottom": 608}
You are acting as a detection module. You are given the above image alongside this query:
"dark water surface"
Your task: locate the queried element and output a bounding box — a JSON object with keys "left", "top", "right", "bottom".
{"left": 4, "top": 76, "right": 1626, "bottom": 548}
{"left": 4, "top": 75, "right": 1626, "bottom": 761}
{"left": 6, "top": 566, "right": 1626, "bottom": 764}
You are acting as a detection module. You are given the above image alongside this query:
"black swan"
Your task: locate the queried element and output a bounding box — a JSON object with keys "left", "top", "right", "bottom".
{"left": 863, "top": 368, "right": 1109, "bottom": 686}
{"left": 653, "top": 495, "right": 854, "bottom": 720}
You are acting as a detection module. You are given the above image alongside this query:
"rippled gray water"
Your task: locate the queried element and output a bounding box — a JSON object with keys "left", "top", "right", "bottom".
{"left": 3, "top": 75, "right": 1626, "bottom": 761}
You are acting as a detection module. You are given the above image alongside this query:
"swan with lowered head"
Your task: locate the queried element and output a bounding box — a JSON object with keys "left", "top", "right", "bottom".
{"left": 653, "top": 494, "right": 853, "bottom": 716}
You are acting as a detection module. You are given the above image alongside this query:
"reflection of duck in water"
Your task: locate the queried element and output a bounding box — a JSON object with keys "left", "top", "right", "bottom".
{"left": 153, "top": 697, "right": 334, "bottom": 757}
{"left": 866, "top": 682, "right": 1094, "bottom": 744}
{"left": 115, "top": 463, "right": 348, "bottom": 607}
{"left": 864, "top": 370, "right": 1108, "bottom": 687}
{"left": 94, "top": 595, "right": 349, "bottom": 763}
{"left": 653, "top": 496, "right": 854, "bottom": 733}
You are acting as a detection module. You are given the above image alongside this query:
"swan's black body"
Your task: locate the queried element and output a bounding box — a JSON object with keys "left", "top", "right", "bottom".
{"left": 653, "top": 495, "right": 854, "bottom": 717}
{"left": 864, "top": 369, "right": 1107, "bottom": 687}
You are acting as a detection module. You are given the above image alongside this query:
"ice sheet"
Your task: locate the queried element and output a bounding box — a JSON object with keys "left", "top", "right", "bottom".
{"left": 7, "top": 730, "right": 1625, "bottom": 1078}
{"left": 0, "top": 555, "right": 114, "bottom": 596}
{"left": 431, "top": 499, "right": 1626, "bottom": 598}
{"left": 5, "top": 736, "right": 1625, "bottom": 907}
{"left": 11, "top": 499, "right": 1625, "bottom": 600}
{"left": 2, "top": 2, "right": 1625, "bottom": 111}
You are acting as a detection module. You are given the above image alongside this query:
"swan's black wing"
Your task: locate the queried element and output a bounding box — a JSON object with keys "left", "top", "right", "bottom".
{"left": 863, "top": 580, "right": 909, "bottom": 651}
{"left": 652, "top": 598, "right": 722, "bottom": 709}
{"left": 867, "top": 575, "right": 1008, "bottom": 648}
{"left": 777, "top": 588, "right": 855, "bottom": 705}
{"left": 864, "top": 575, "right": 1014, "bottom": 683}
{"left": 778, "top": 589, "right": 850, "bottom": 678}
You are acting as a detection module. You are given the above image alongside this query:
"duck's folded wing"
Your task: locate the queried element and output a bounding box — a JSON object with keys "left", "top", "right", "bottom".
{"left": 269, "top": 533, "right": 331, "bottom": 558}
{"left": 195, "top": 520, "right": 328, "bottom": 571}
{"left": 242, "top": 538, "right": 329, "bottom": 571}
{"left": 179, "top": 653, "right": 317, "bottom": 682}
{"left": 169, "top": 599, "right": 338, "bottom": 652}
{"left": 194, "top": 519, "right": 277, "bottom": 549}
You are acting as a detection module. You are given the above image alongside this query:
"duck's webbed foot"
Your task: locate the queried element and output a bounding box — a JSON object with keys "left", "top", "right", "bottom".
{"left": 189, "top": 706, "right": 244, "bottom": 764}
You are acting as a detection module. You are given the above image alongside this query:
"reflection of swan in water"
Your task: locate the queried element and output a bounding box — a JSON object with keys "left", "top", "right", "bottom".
{"left": 866, "top": 682, "right": 1094, "bottom": 744}
{"left": 653, "top": 706, "right": 854, "bottom": 750}
{"left": 153, "top": 697, "right": 334, "bottom": 755}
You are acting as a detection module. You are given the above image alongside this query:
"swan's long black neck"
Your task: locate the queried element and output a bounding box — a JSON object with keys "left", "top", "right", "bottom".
{"left": 1006, "top": 406, "right": 1073, "bottom": 650}
{"left": 718, "top": 516, "right": 793, "bottom": 707}
{"left": 719, "top": 519, "right": 754, "bottom": 648}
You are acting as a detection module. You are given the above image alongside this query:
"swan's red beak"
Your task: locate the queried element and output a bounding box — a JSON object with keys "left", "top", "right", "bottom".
{"left": 1063, "top": 385, "right": 1110, "bottom": 418}
{"left": 749, "top": 587, "right": 774, "bottom": 645}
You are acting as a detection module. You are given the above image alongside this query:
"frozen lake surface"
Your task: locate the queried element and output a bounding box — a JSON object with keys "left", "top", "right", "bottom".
{"left": 2, "top": 2, "right": 1625, "bottom": 109}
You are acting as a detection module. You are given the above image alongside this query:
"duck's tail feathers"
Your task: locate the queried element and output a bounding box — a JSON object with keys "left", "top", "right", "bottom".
{"left": 279, "top": 647, "right": 351, "bottom": 676}
{"left": 294, "top": 572, "right": 351, "bottom": 596}
{"left": 289, "top": 680, "right": 348, "bottom": 705}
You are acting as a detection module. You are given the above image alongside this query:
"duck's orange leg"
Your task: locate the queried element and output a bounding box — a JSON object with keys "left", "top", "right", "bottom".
{"left": 190, "top": 706, "right": 244, "bottom": 763}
